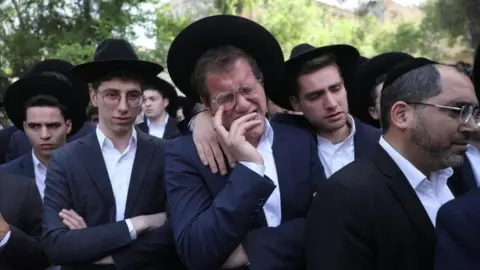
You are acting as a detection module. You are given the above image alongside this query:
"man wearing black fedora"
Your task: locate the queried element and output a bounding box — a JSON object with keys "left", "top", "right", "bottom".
{"left": 0, "top": 74, "right": 85, "bottom": 200}
{"left": 136, "top": 77, "right": 180, "bottom": 139}
{"left": 266, "top": 43, "right": 381, "bottom": 179}
{"left": 6, "top": 59, "right": 95, "bottom": 162}
{"left": 42, "top": 38, "right": 182, "bottom": 270}
{"left": 350, "top": 52, "right": 413, "bottom": 128}
{"left": 165, "top": 15, "right": 324, "bottom": 270}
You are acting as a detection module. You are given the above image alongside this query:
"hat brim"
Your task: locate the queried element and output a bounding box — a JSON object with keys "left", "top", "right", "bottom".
{"left": 144, "top": 77, "right": 179, "bottom": 116}
{"left": 167, "top": 15, "right": 285, "bottom": 102}
{"left": 72, "top": 60, "right": 164, "bottom": 83}
{"left": 4, "top": 75, "right": 86, "bottom": 136}
{"left": 272, "top": 44, "right": 360, "bottom": 110}
{"left": 350, "top": 52, "right": 413, "bottom": 127}
{"left": 474, "top": 45, "right": 480, "bottom": 96}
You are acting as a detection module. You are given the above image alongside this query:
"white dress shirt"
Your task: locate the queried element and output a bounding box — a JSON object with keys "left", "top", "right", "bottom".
{"left": 239, "top": 120, "right": 282, "bottom": 227}
{"left": 96, "top": 127, "right": 138, "bottom": 239}
{"left": 32, "top": 150, "right": 48, "bottom": 200}
{"left": 465, "top": 144, "right": 480, "bottom": 187}
{"left": 147, "top": 114, "right": 169, "bottom": 139}
{"left": 317, "top": 114, "right": 356, "bottom": 178}
{"left": 379, "top": 137, "right": 454, "bottom": 226}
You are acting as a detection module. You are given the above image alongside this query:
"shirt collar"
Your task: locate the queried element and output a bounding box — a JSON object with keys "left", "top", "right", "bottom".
{"left": 257, "top": 118, "right": 274, "bottom": 150}
{"left": 317, "top": 114, "right": 356, "bottom": 145}
{"left": 379, "top": 136, "right": 453, "bottom": 189}
{"left": 147, "top": 114, "right": 169, "bottom": 128}
{"left": 31, "top": 150, "right": 47, "bottom": 169}
{"left": 96, "top": 126, "right": 137, "bottom": 149}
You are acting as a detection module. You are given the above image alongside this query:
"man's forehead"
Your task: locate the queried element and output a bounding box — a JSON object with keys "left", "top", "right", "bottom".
{"left": 432, "top": 66, "right": 477, "bottom": 104}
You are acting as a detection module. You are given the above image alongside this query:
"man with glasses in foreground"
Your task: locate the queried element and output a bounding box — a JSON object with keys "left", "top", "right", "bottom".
{"left": 165, "top": 15, "right": 324, "bottom": 270}
{"left": 306, "top": 58, "right": 479, "bottom": 270}
{"left": 42, "top": 39, "right": 183, "bottom": 269}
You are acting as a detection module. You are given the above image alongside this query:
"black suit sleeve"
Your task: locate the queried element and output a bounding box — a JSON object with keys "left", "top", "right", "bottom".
{"left": 306, "top": 179, "right": 375, "bottom": 270}
{"left": 1, "top": 179, "right": 50, "bottom": 269}
{"left": 111, "top": 220, "right": 181, "bottom": 269}
{"left": 434, "top": 202, "right": 477, "bottom": 270}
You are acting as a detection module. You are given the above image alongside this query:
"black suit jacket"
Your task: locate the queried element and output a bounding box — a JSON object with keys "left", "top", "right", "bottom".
{"left": 0, "top": 172, "right": 49, "bottom": 270}
{"left": 448, "top": 154, "right": 477, "bottom": 196}
{"left": 306, "top": 144, "right": 441, "bottom": 270}
{"left": 0, "top": 154, "right": 35, "bottom": 179}
{"left": 271, "top": 113, "right": 381, "bottom": 160}
{"left": 435, "top": 187, "right": 480, "bottom": 270}
{"left": 136, "top": 117, "right": 180, "bottom": 140}
{"left": 42, "top": 131, "right": 182, "bottom": 270}
{"left": 166, "top": 122, "right": 326, "bottom": 270}
{"left": 0, "top": 126, "right": 18, "bottom": 165}
{"left": 7, "top": 122, "right": 95, "bottom": 161}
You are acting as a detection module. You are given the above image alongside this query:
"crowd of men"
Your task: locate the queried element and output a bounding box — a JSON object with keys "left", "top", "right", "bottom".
{"left": 0, "top": 14, "right": 479, "bottom": 270}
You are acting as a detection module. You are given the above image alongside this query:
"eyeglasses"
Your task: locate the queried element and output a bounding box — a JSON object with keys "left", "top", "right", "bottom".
{"left": 407, "top": 102, "right": 480, "bottom": 127}
{"left": 96, "top": 90, "right": 144, "bottom": 108}
{"left": 211, "top": 79, "right": 263, "bottom": 110}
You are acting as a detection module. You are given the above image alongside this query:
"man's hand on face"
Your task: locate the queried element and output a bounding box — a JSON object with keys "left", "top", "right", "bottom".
{"left": 213, "top": 106, "right": 264, "bottom": 165}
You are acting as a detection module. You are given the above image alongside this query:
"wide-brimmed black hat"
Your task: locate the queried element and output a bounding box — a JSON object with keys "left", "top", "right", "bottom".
{"left": 271, "top": 43, "right": 360, "bottom": 110}
{"left": 30, "top": 59, "right": 90, "bottom": 109}
{"left": 143, "top": 77, "right": 179, "bottom": 116}
{"left": 167, "top": 15, "right": 285, "bottom": 102}
{"left": 3, "top": 74, "right": 85, "bottom": 136}
{"left": 473, "top": 44, "right": 480, "bottom": 97}
{"left": 73, "top": 38, "right": 164, "bottom": 82}
{"left": 350, "top": 52, "right": 413, "bottom": 127}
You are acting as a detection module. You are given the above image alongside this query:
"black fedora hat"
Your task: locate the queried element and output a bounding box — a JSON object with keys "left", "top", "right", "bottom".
{"left": 271, "top": 43, "right": 360, "bottom": 110}
{"left": 73, "top": 38, "right": 164, "bottom": 82}
{"left": 3, "top": 74, "right": 85, "bottom": 136}
{"left": 350, "top": 52, "right": 413, "bottom": 127}
{"left": 473, "top": 44, "right": 480, "bottom": 97}
{"left": 167, "top": 15, "right": 285, "bottom": 102}
{"left": 143, "top": 77, "right": 179, "bottom": 116}
{"left": 30, "top": 59, "right": 90, "bottom": 109}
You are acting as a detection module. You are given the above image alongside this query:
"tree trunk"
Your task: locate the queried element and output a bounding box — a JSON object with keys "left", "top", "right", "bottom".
{"left": 462, "top": 0, "right": 480, "bottom": 51}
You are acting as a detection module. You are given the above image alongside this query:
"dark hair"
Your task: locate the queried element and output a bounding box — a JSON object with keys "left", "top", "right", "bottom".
{"left": 24, "top": 94, "right": 70, "bottom": 121}
{"left": 91, "top": 70, "right": 144, "bottom": 90}
{"left": 87, "top": 106, "right": 98, "bottom": 120}
{"left": 293, "top": 54, "right": 341, "bottom": 96}
{"left": 453, "top": 61, "right": 473, "bottom": 81}
{"left": 368, "top": 73, "right": 388, "bottom": 106}
{"left": 191, "top": 45, "right": 264, "bottom": 106}
{"left": 142, "top": 84, "right": 166, "bottom": 98}
{"left": 380, "top": 64, "right": 441, "bottom": 132}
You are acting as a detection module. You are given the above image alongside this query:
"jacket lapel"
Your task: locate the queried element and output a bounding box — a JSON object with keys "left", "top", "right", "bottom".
{"left": 373, "top": 145, "right": 436, "bottom": 242}
{"left": 124, "top": 131, "right": 156, "bottom": 216}
{"left": 21, "top": 154, "right": 35, "bottom": 179}
{"left": 271, "top": 123, "right": 295, "bottom": 221}
{"left": 136, "top": 122, "right": 149, "bottom": 134}
{"left": 353, "top": 118, "right": 380, "bottom": 159}
{"left": 77, "top": 132, "right": 116, "bottom": 217}
{"left": 163, "top": 117, "right": 180, "bottom": 139}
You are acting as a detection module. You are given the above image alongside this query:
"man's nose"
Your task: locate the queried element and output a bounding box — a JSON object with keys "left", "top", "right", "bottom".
{"left": 40, "top": 127, "right": 52, "bottom": 139}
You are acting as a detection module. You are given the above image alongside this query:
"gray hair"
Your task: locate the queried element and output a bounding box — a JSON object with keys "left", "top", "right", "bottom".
{"left": 380, "top": 64, "right": 441, "bottom": 132}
